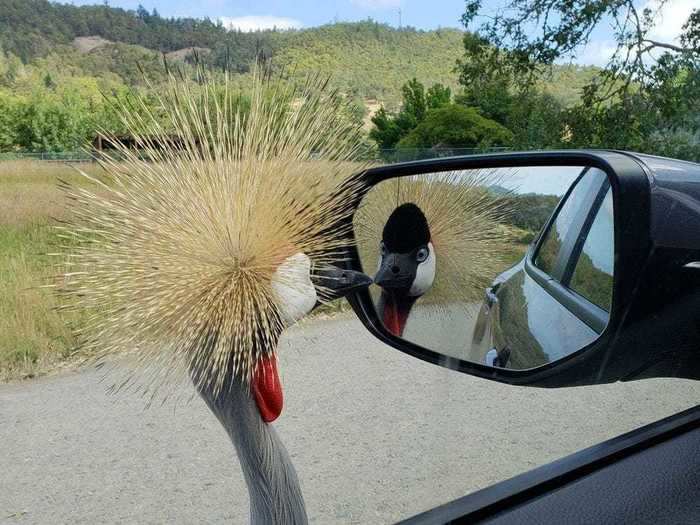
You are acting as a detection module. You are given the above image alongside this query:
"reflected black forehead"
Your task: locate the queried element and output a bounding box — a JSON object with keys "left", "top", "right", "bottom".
{"left": 382, "top": 202, "right": 430, "bottom": 253}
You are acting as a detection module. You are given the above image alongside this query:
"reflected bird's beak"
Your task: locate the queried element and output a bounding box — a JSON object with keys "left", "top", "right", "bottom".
{"left": 374, "top": 254, "right": 413, "bottom": 290}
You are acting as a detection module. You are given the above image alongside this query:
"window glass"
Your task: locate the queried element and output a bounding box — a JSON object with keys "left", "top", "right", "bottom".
{"left": 534, "top": 169, "right": 606, "bottom": 278}
{"left": 570, "top": 189, "right": 614, "bottom": 311}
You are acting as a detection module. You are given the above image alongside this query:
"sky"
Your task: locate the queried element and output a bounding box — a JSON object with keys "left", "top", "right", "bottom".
{"left": 500, "top": 166, "right": 582, "bottom": 196}
{"left": 66, "top": 0, "right": 698, "bottom": 66}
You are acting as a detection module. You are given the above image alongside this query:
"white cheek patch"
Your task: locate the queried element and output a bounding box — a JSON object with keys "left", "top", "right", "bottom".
{"left": 270, "top": 252, "right": 318, "bottom": 326}
{"left": 409, "top": 242, "right": 436, "bottom": 297}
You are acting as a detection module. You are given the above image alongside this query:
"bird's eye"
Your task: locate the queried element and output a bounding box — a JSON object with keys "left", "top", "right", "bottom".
{"left": 416, "top": 247, "right": 429, "bottom": 262}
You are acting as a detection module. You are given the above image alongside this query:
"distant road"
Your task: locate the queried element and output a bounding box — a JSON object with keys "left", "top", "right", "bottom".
{"left": 401, "top": 302, "right": 481, "bottom": 360}
{"left": 2, "top": 315, "right": 699, "bottom": 524}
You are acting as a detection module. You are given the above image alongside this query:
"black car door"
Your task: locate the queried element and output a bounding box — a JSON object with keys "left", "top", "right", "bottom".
{"left": 490, "top": 167, "right": 615, "bottom": 369}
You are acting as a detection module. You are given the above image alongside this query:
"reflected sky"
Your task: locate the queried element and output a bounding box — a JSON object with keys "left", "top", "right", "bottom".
{"left": 423, "top": 166, "right": 588, "bottom": 196}
{"left": 498, "top": 166, "right": 586, "bottom": 196}
{"left": 582, "top": 189, "right": 614, "bottom": 274}
{"left": 521, "top": 274, "right": 599, "bottom": 363}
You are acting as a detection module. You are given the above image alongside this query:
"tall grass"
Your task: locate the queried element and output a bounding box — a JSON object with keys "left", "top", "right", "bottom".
{"left": 1, "top": 224, "right": 72, "bottom": 378}
{"left": 0, "top": 161, "right": 102, "bottom": 379}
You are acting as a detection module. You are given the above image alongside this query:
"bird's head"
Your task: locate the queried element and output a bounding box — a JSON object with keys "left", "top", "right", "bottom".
{"left": 373, "top": 203, "right": 436, "bottom": 336}
{"left": 270, "top": 252, "right": 373, "bottom": 326}
{"left": 252, "top": 252, "right": 371, "bottom": 423}
{"left": 59, "top": 70, "right": 378, "bottom": 429}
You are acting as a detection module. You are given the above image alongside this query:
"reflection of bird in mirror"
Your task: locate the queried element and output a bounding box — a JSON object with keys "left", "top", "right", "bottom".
{"left": 56, "top": 68, "right": 372, "bottom": 524}
{"left": 355, "top": 170, "right": 516, "bottom": 338}
{"left": 374, "top": 203, "right": 436, "bottom": 336}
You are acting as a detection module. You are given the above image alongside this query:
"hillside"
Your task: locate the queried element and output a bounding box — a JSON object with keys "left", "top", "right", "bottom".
{"left": 0, "top": 0, "right": 598, "bottom": 110}
{"left": 273, "top": 24, "right": 465, "bottom": 109}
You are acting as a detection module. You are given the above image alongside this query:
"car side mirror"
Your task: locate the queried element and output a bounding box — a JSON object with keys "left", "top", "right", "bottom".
{"left": 345, "top": 151, "right": 700, "bottom": 387}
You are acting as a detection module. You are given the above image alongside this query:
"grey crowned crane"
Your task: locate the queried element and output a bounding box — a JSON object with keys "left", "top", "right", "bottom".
{"left": 56, "top": 70, "right": 373, "bottom": 524}
{"left": 355, "top": 171, "right": 515, "bottom": 338}
{"left": 194, "top": 256, "right": 371, "bottom": 524}
{"left": 374, "top": 203, "right": 436, "bottom": 336}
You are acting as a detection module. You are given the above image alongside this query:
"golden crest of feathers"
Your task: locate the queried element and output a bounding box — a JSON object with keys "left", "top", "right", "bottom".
{"left": 54, "top": 70, "right": 371, "bottom": 395}
{"left": 354, "top": 170, "right": 515, "bottom": 306}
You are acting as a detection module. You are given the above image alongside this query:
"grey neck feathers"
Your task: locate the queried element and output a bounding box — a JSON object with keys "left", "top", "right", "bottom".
{"left": 197, "top": 379, "right": 308, "bottom": 525}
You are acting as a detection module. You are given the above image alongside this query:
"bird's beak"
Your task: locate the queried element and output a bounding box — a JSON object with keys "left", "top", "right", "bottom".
{"left": 374, "top": 253, "right": 413, "bottom": 289}
{"left": 312, "top": 265, "right": 373, "bottom": 300}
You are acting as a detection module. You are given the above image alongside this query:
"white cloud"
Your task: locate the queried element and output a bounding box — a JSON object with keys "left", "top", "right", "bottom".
{"left": 574, "top": 40, "right": 618, "bottom": 66}
{"left": 644, "top": 0, "right": 697, "bottom": 43}
{"left": 219, "top": 16, "right": 302, "bottom": 32}
{"left": 351, "top": 0, "right": 401, "bottom": 9}
{"left": 570, "top": 0, "right": 696, "bottom": 65}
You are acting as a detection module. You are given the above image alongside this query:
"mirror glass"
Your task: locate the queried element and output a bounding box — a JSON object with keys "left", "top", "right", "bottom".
{"left": 353, "top": 165, "right": 614, "bottom": 370}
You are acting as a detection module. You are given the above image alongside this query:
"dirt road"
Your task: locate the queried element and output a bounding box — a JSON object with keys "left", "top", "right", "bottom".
{"left": 2, "top": 315, "right": 699, "bottom": 524}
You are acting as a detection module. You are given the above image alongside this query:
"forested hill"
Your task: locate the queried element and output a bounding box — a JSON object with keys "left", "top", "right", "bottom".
{"left": 0, "top": 0, "right": 598, "bottom": 109}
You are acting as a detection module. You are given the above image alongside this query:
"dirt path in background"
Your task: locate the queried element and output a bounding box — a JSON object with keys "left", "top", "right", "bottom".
{"left": 3, "top": 315, "right": 699, "bottom": 524}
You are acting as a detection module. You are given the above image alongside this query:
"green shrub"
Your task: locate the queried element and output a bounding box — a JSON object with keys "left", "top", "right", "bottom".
{"left": 397, "top": 104, "right": 513, "bottom": 149}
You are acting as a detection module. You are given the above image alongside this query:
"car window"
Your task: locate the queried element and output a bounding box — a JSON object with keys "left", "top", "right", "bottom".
{"left": 569, "top": 188, "right": 614, "bottom": 311}
{"left": 534, "top": 169, "right": 606, "bottom": 279}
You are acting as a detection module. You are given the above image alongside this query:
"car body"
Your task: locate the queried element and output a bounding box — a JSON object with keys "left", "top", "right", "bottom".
{"left": 468, "top": 153, "right": 700, "bottom": 371}
{"left": 349, "top": 150, "right": 700, "bottom": 524}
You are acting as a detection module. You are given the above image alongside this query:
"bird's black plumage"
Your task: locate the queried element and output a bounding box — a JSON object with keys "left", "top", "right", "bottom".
{"left": 382, "top": 203, "right": 430, "bottom": 253}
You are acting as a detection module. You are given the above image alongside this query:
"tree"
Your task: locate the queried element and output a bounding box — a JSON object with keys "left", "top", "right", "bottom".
{"left": 506, "top": 90, "right": 564, "bottom": 149}
{"left": 426, "top": 83, "right": 451, "bottom": 109}
{"left": 136, "top": 4, "right": 149, "bottom": 20}
{"left": 0, "top": 90, "right": 21, "bottom": 150}
{"left": 396, "top": 104, "right": 513, "bottom": 149}
{"left": 454, "top": 62, "right": 565, "bottom": 149}
{"left": 43, "top": 72, "right": 55, "bottom": 89}
{"left": 504, "top": 192, "right": 560, "bottom": 233}
{"left": 368, "top": 107, "right": 402, "bottom": 149}
{"left": 561, "top": 57, "right": 700, "bottom": 160}
{"left": 460, "top": 0, "right": 699, "bottom": 100}
{"left": 399, "top": 78, "right": 427, "bottom": 125}
{"left": 369, "top": 78, "right": 453, "bottom": 149}
{"left": 455, "top": 75, "right": 512, "bottom": 126}
{"left": 458, "top": 1, "right": 700, "bottom": 160}
{"left": 10, "top": 76, "right": 123, "bottom": 152}
{"left": 0, "top": 50, "right": 23, "bottom": 86}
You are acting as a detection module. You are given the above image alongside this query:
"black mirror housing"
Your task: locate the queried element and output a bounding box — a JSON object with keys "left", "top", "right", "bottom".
{"left": 344, "top": 150, "right": 700, "bottom": 388}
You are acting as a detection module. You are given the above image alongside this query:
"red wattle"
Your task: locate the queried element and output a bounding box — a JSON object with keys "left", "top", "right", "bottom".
{"left": 382, "top": 293, "right": 411, "bottom": 337}
{"left": 252, "top": 354, "right": 283, "bottom": 423}
{"left": 384, "top": 302, "right": 402, "bottom": 336}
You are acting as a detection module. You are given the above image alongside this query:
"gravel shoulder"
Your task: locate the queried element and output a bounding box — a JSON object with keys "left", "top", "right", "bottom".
{"left": 2, "top": 315, "right": 699, "bottom": 524}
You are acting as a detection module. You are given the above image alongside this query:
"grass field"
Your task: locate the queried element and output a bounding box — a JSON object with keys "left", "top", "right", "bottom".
{"left": 0, "top": 161, "right": 106, "bottom": 380}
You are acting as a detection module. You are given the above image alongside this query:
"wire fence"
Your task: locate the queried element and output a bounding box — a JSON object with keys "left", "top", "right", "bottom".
{"left": 376, "top": 147, "right": 511, "bottom": 163}
{"left": 0, "top": 147, "right": 512, "bottom": 165}
{"left": 0, "top": 151, "right": 94, "bottom": 162}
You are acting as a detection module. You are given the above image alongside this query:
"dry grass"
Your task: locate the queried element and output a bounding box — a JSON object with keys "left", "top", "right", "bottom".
{"left": 0, "top": 160, "right": 102, "bottom": 379}
{"left": 72, "top": 35, "right": 113, "bottom": 53}
{"left": 0, "top": 224, "right": 75, "bottom": 379}
{"left": 0, "top": 161, "right": 105, "bottom": 225}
